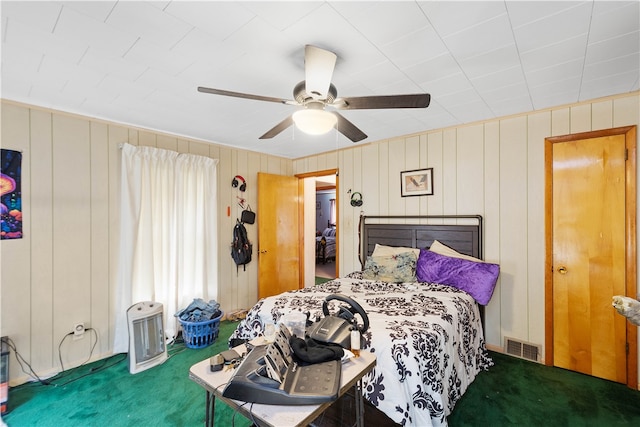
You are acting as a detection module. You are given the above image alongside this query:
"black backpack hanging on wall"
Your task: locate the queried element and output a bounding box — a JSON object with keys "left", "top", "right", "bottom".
{"left": 231, "top": 219, "right": 252, "bottom": 272}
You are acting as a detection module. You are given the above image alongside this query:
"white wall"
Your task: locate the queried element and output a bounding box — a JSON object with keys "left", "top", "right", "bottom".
{"left": 293, "top": 92, "right": 640, "bottom": 362}
{"left": 0, "top": 100, "right": 292, "bottom": 385}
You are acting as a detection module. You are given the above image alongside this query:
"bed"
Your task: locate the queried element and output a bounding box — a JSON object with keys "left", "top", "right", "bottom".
{"left": 316, "top": 222, "right": 336, "bottom": 264}
{"left": 230, "top": 215, "right": 497, "bottom": 426}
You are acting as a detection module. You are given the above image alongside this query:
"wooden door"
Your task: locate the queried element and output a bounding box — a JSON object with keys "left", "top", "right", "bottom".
{"left": 257, "top": 173, "right": 302, "bottom": 299}
{"left": 546, "top": 126, "right": 637, "bottom": 387}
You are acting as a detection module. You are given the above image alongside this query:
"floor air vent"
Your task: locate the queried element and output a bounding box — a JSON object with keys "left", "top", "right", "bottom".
{"left": 504, "top": 337, "right": 541, "bottom": 362}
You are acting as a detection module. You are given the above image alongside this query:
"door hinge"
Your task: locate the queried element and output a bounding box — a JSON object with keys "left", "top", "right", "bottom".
{"left": 626, "top": 342, "right": 629, "bottom": 354}
{"left": 625, "top": 148, "right": 628, "bottom": 161}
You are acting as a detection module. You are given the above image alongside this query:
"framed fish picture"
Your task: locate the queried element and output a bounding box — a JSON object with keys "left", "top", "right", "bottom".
{"left": 400, "top": 168, "right": 433, "bottom": 197}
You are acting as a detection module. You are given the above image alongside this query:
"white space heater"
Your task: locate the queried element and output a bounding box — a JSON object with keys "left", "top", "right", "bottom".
{"left": 127, "top": 301, "right": 168, "bottom": 374}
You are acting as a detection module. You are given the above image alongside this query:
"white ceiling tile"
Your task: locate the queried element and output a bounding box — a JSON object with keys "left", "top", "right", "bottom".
{"left": 124, "top": 37, "right": 194, "bottom": 77}
{"left": 1, "top": 43, "right": 44, "bottom": 75}
{"left": 512, "top": 2, "right": 592, "bottom": 53}
{"left": 405, "top": 53, "right": 463, "bottom": 86}
{"left": 482, "top": 81, "right": 530, "bottom": 104}
{"left": 580, "top": 69, "right": 640, "bottom": 100}
{"left": 489, "top": 95, "right": 535, "bottom": 118}
{"left": 350, "top": 60, "right": 409, "bottom": 94}
{"left": 1, "top": 76, "right": 34, "bottom": 101}
{"left": 421, "top": 72, "right": 475, "bottom": 100}
{"left": 418, "top": 1, "right": 507, "bottom": 38}
{"left": 447, "top": 98, "right": 494, "bottom": 123}
{"left": 1, "top": 64, "right": 40, "bottom": 97}
{"left": 471, "top": 65, "right": 526, "bottom": 92}
{"left": 525, "top": 58, "right": 583, "bottom": 88}
{"left": 106, "top": 1, "right": 193, "bottom": 50}
{"left": 437, "top": 87, "right": 484, "bottom": 109}
{"left": 281, "top": 4, "right": 372, "bottom": 63}
{"left": 243, "top": 1, "right": 323, "bottom": 31}
{"left": 54, "top": 5, "right": 138, "bottom": 57}
{"left": 520, "top": 35, "right": 588, "bottom": 72}
{"left": 583, "top": 53, "right": 640, "bottom": 83}
{"left": 459, "top": 44, "right": 520, "bottom": 80}
{"left": 589, "top": 1, "right": 640, "bottom": 42}
{"left": 61, "top": 1, "right": 117, "bottom": 22}
{"left": 343, "top": 1, "right": 428, "bottom": 46}
{"left": 530, "top": 76, "right": 582, "bottom": 109}
{"left": 586, "top": 31, "right": 640, "bottom": 64}
{"left": 164, "top": 1, "right": 255, "bottom": 41}
{"left": 97, "top": 74, "right": 155, "bottom": 100}
{"left": 39, "top": 55, "right": 105, "bottom": 88}
{"left": 79, "top": 48, "right": 148, "bottom": 81}
{"left": 380, "top": 26, "right": 448, "bottom": 71}
{"left": 3, "top": 18, "right": 87, "bottom": 63}
{"left": 506, "top": 1, "right": 587, "bottom": 29}
{"left": 2, "top": 0, "right": 62, "bottom": 33}
{"left": 170, "top": 28, "right": 234, "bottom": 64}
{"left": 223, "top": 15, "right": 294, "bottom": 59}
{"left": 443, "top": 14, "right": 514, "bottom": 61}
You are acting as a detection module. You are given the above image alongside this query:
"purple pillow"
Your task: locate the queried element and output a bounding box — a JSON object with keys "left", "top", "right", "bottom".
{"left": 416, "top": 249, "right": 499, "bottom": 305}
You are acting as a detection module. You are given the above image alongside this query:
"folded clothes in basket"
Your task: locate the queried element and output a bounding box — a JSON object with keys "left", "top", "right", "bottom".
{"left": 175, "top": 298, "right": 221, "bottom": 322}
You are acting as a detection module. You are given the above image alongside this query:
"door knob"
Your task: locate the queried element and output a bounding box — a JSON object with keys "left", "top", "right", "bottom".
{"left": 557, "top": 266, "right": 568, "bottom": 274}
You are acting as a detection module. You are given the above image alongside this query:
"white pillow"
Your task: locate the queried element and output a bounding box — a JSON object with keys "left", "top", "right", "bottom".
{"left": 372, "top": 244, "right": 420, "bottom": 258}
{"left": 429, "top": 240, "right": 483, "bottom": 262}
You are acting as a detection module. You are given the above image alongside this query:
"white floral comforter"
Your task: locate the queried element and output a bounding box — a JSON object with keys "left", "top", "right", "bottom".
{"left": 229, "top": 272, "right": 493, "bottom": 426}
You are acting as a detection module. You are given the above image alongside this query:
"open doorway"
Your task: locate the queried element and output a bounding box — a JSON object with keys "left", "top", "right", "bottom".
{"left": 296, "top": 169, "right": 339, "bottom": 287}
{"left": 315, "top": 183, "right": 336, "bottom": 280}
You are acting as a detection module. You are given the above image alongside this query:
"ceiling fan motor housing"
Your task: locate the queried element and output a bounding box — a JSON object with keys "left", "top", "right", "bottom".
{"left": 294, "top": 81, "right": 337, "bottom": 105}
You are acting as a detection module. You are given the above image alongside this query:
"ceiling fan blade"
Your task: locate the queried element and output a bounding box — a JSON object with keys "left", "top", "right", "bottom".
{"left": 335, "top": 112, "right": 367, "bottom": 143}
{"left": 259, "top": 115, "right": 294, "bottom": 139}
{"left": 304, "top": 45, "right": 337, "bottom": 99}
{"left": 198, "top": 86, "right": 294, "bottom": 105}
{"left": 333, "top": 93, "right": 431, "bottom": 110}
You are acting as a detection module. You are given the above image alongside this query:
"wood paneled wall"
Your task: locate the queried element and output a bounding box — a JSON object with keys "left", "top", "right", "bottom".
{"left": 293, "top": 92, "right": 640, "bottom": 363}
{"left": 2, "top": 92, "right": 638, "bottom": 385}
{"left": 0, "top": 101, "right": 291, "bottom": 384}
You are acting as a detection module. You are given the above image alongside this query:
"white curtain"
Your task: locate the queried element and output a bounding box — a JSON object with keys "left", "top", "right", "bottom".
{"left": 113, "top": 143, "right": 218, "bottom": 353}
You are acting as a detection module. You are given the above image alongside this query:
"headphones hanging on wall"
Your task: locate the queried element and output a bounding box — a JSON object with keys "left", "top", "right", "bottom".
{"left": 350, "top": 192, "right": 363, "bottom": 207}
{"left": 231, "top": 175, "right": 246, "bottom": 192}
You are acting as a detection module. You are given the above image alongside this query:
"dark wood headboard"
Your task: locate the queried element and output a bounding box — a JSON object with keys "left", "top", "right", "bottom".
{"left": 359, "top": 215, "right": 483, "bottom": 268}
{"left": 358, "top": 215, "right": 486, "bottom": 328}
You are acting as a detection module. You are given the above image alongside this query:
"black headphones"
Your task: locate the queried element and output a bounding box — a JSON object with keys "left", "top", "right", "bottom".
{"left": 231, "top": 175, "right": 246, "bottom": 192}
{"left": 350, "top": 192, "right": 363, "bottom": 207}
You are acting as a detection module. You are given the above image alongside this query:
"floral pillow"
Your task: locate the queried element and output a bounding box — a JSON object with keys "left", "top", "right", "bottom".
{"left": 363, "top": 251, "right": 417, "bottom": 283}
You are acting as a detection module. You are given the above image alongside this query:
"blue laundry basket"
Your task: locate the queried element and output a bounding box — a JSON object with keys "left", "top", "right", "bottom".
{"left": 179, "top": 311, "right": 223, "bottom": 349}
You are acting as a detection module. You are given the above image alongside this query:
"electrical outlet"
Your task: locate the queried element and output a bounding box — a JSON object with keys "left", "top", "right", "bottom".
{"left": 73, "top": 323, "right": 85, "bottom": 340}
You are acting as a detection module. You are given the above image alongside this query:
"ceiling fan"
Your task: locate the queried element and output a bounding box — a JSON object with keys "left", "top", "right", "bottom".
{"left": 197, "top": 45, "right": 431, "bottom": 143}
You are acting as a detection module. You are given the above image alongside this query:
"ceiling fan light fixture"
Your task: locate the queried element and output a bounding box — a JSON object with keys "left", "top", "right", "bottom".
{"left": 292, "top": 109, "right": 337, "bottom": 135}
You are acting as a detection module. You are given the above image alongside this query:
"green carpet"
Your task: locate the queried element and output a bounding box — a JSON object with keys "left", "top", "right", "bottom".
{"left": 448, "top": 351, "right": 640, "bottom": 426}
{"left": 315, "top": 276, "right": 331, "bottom": 285}
{"left": 3, "top": 321, "right": 250, "bottom": 427}
{"left": 4, "top": 321, "right": 640, "bottom": 426}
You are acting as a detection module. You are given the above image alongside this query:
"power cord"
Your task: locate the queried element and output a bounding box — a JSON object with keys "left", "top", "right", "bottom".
{"left": 58, "top": 327, "right": 98, "bottom": 372}
{"left": 5, "top": 328, "right": 124, "bottom": 388}
{"left": 49, "top": 353, "right": 126, "bottom": 387}
{"left": 3, "top": 337, "right": 48, "bottom": 385}
{"left": 232, "top": 401, "right": 249, "bottom": 427}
